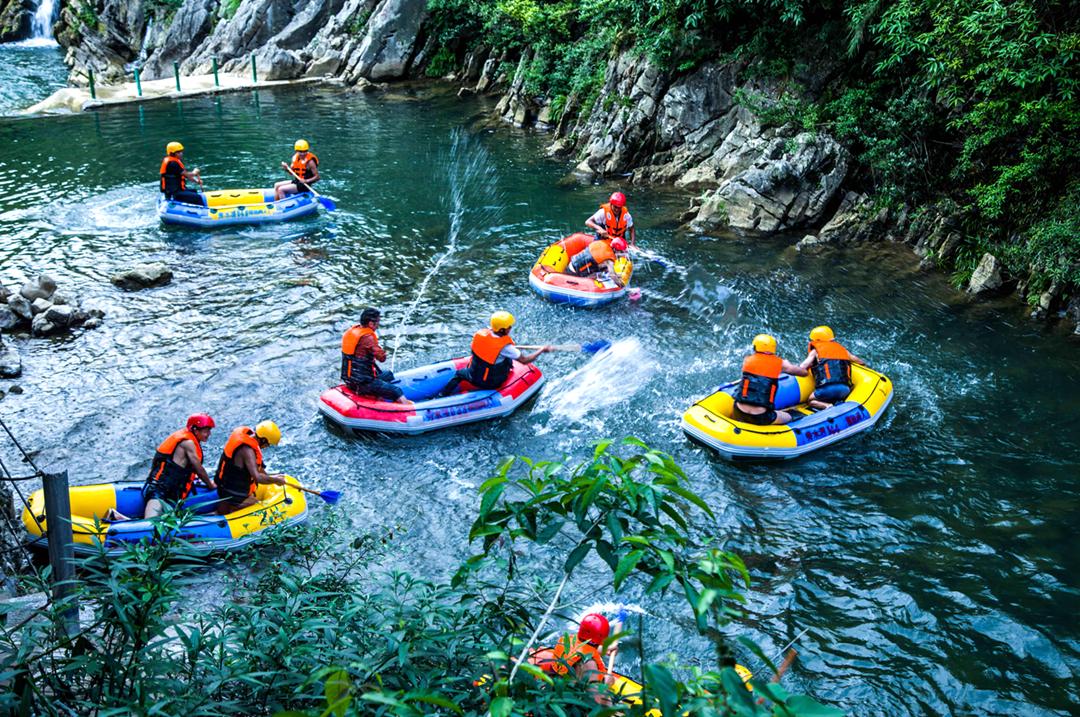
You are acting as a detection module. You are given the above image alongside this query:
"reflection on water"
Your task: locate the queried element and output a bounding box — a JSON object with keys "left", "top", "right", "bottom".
{"left": 0, "top": 86, "right": 1077, "bottom": 716}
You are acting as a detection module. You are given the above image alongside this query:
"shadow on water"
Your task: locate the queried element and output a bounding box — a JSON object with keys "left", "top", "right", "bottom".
{"left": 0, "top": 85, "right": 1077, "bottom": 716}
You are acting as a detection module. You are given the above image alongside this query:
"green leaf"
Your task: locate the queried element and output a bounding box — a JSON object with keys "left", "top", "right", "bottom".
{"left": 323, "top": 669, "right": 351, "bottom": 717}
{"left": 564, "top": 541, "right": 591, "bottom": 574}
{"left": 721, "top": 666, "right": 757, "bottom": 713}
{"left": 405, "top": 693, "right": 465, "bottom": 715}
{"left": 536, "top": 518, "right": 564, "bottom": 544}
{"left": 613, "top": 550, "right": 644, "bottom": 589}
{"left": 665, "top": 483, "right": 715, "bottom": 518}
{"left": 605, "top": 512, "right": 623, "bottom": 546}
{"left": 489, "top": 696, "right": 513, "bottom": 717}
{"left": 642, "top": 664, "right": 678, "bottom": 717}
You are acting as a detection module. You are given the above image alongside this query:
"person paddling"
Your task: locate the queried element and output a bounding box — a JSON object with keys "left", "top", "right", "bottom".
{"left": 275, "top": 139, "right": 320, "bottom": 201}
{"left": 341, "top": 308, "right": 411, "bottom": 405}
{"left": 585, "top": 192, "right": 636, "bottom": 247}
{"left": 733, "top": 334, "right": 810, "bottom": 426}
{"left": 159, "top": 141, "right": 206, "bottom": 206}
{"left": 566, "top": 237, "right": 628, "bottom": 285}
{"left": 141, "top": 414, "right": 217, "bottom": 519}
{"left": 215, "top": 421, "right": 288, "bottom": 514}
{"left": 437, "top": 311, "right": 551, "bottom": 397}
{"left": 802, "top": 325, "right": 865, "bottom": 409}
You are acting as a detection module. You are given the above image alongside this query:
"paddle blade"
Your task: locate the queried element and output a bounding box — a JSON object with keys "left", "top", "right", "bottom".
{"left": 582, "top": 340, "right": 611, "bottom": 354}
{"left": 317, "top": 196, "right": 337, "bottom": 211}
{"left": 317, "top": 490, "right": 342, "bottom": 505}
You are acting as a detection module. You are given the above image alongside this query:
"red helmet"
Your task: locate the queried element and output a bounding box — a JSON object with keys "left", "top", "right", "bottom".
{"left": 608, "top": 192, "right": 627, "bottom": 207}
{"left": 186, "top": 413, "right": 216, "bottom": 430}
{"left": 577, "top": 613, "right": 610, "bottom": 645}
{"left": 611, "top": 237, "right": 628, "bottom": 252}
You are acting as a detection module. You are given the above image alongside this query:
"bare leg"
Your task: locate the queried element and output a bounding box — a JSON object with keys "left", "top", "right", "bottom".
{"left": 808, "top": 391, "right": 833, "bottom": 411}
{"left": 773, "top": 410, "right": 794, "bottom": 425}
{"left": 395, "top": 396, "right": 413, "bottom": 405}
{"left": 143, "top": 498, "right": 164, "bottom": 519}
{"left": 102, "top": 508, "right": 129, "bottom": 522}
{"left": 217, "top": 494, "right": 259, "bottom": 515}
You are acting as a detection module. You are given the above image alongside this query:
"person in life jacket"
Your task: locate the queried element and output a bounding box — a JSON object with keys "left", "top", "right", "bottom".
{"left": 565, "top": 237, "right": 628, "bottom": 285}
{"left": 215, "top": 421, "right": 288, "bottom": 514}
{"left": 274, "top": 138, "right": 321, "bottom": 200}
{"left": 584, "top": 192, "right": 636, "bottom": 247}
{"left": 159, "top": 141, "right": 206, "bottom": 206}
{"left": 524, "top": 613, "right": 620, "bottom": 703}
{"left": 141, "top": 413, "right": 217, "bottom": 519}
{"left": 437, "top": 311, "right": 551, "bottom": 397}
{"left": 340, "top": 307, "right": 411, "bottom": 404}
{"left": 802, "top": 325, "right": 865, "bottom": 409}
{"left": 733, "top": 334, "right": 810, "bottom": 426}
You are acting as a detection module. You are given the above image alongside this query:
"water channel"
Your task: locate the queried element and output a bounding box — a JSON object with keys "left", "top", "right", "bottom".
{"left": 0, "top": 75, "right": 1077, "bottom": 715}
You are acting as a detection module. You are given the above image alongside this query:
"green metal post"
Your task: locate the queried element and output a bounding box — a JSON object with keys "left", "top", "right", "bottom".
{"left": 173, "top": 61, "right": 181, "bottom": 92}
{"left": 134, "top": 67, "right": 142, "bottom": 97}
{"left": 87, "top": 69, "right": 96, "bottom": 100}
{"left": 212, "top": 57, "right": 220, "bottom": 87}
{"left": 251, "top": 55, "right": 257, "bottom": 84}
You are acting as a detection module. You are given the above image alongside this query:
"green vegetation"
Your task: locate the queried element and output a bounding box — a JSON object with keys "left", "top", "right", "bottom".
{"left": 0, "top": 440, "right": 838, "bottom": 716}
{"left": 427, "top": 0, "right": 1080, "bottom": 295}
{"left": 146, "top": 0, "right": 185, "bottom": 22}
{"left": 220, "top": 0, "right": 243, "bottom": 21}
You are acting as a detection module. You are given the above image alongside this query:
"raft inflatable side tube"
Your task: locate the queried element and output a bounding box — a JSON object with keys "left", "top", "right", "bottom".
{"left": 529, "top": 233, "right": 633, "bottom": 308}
{"left": 682, "top": 364, "right": 893, "bottom": 460}
{"left": 22, "top": 479, "right": 308, "bottom": 556}
{"left": 158, "top": 187, "right": 319, "bottom": 228}
{"left": 318, "top": 357, "right": 545, "bottom": 435}
{"left": 610, "top": 665, "right": 754, "bottom": 715}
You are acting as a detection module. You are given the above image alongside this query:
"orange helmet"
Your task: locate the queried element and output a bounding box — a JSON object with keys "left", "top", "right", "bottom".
{"left": 609, "top": 192, "right": 627, "bottom": 207}
{"left": 577, "top": 613, "right": 610, "bottom": 645}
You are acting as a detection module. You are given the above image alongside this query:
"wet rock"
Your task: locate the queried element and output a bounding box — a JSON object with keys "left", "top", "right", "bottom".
{"left": 0, "top": 344, "right": 20, "bottom": 379}
{"left": 20, "top": 281, "right": 50, "bottom": 303}
{"left": 30, "top": 298, "right": 52, "bottom": 316}
{"left": 83, "top": 317, "right": 103, "bottom": 330}
{"left": 7, "top": 295, "right": 32, "bottom": 322}
{"left": 8, "top": 384, "right": 22, "bottom": 394}
{"left": 0, "top": 306, "right": 19, "bottom": 331}
{"left": 30, "top": 313, "right": 57, "bottom": 337}
{"left": 0, "top": 281, "right": 9, "bottom": 303}
{"left": 111, "top": 263, "right": 173, "bottom": 291}
{"left": 306, "top": 52, "right": 342, "bottom": 78}
{"left": 45, "top": 305, "right": 76, "bottom": 329}
{"left": 967, "top": 253, "right": 1004, "bottom": 295}
{"left": 50, "top": 292, "right": 71, "bottom": 306}
{"left": 72, "top": 309, "right": 91, "bottom": 326}
{"left": 87, "top": 307, "right": 107, "bottom": 319}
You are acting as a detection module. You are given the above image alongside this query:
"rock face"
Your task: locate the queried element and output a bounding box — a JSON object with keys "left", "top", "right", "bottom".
{"left": 0, "top": 0, "right": 34, "bottom": 42}
{"left": 110, "top": 263, "right": 174, "bottom": 290}
{"left": 967, "top": 253, "right": 1005, "bottom": 295}
{"left": 345, "top": 0, "right": 427, "bottom": 81}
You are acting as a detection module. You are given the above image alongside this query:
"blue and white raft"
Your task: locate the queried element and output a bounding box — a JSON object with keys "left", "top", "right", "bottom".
{"left": 158, "top": 188, "right": 319, "bottom": 228}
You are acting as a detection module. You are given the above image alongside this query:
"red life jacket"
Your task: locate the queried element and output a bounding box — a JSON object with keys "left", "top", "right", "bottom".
{"left": 738, "top": 352, "right": 783, "bottom": 409}
{"left": 160, "top": 155, "right": 186, "bottom": 193}
{"left": 568, "top": 240, "right": 615, "bottom": 276}
{"left": 147, "top": 428, "right": 203, "bottom": 500}
{"left": 528, "top": 636, "right": 608, "bottom": 678}
{"left": 290, "top": 152, "right": 319, "bottom": 184}
{"left": 216, "top": 426, "right": 264, "bottom": 501}
{"left": 341, "top": 326, "right": 378, "bottom": 382}
{"left": 808, "top": 339, "right": 852, "bottom": 388}
{"left": 601, "top": 203, "right": 628, "bottom": 238}
{"left": 468, "top": 329, "right": 514, "bottom": 387}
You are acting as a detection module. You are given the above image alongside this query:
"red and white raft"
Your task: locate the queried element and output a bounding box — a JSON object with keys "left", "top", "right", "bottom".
{"left": 529, "top": 233, "right": 633, "bottom": 308}
{"left": 318, "top": 357, "right": 544, "bottom": 435}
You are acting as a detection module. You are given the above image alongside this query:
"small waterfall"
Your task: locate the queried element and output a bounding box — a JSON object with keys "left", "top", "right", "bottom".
{"left": 27, "top": 0, "right": 58, "bottom": 44}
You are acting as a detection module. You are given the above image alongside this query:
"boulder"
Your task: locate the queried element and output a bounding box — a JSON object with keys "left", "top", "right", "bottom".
{"left": 967, "top": 253, "right": 1004, "bottom": 295}
{"left": 44, "top": 304, "right": 76, "bottom": 329}
{"left": 0, "top": 306, "right": 19, "bottom": 331}
{"left": 0, "top": 281, "right": 9, "bottom": 303}
{"left": 256, "top": 45, "right": 306, "bottom": 81}
{"left": 83, "top": 317, "right": 103, "bottom": 330}
{"left": 30, "top": 313, "right": 57, "bottom": 337}
{"left": 19, "top": 281, "right": 50, "bottom": 302}
{"left": 111, "top": 264, "right": 173, "bottom": 291}
{"left": 0, "top": 0, "right": 34, "bottom": 43}
{"left": 0, "top": 342, "right": 20, "bottom": 379}
{"left": 30, "top": 297, "right": 52, "bottom": 316}
{"left": 50, "top": 292, "right": 71, "bottom": 306}
{"left": 7, "top": 295, "right": 32, "bottom": 322}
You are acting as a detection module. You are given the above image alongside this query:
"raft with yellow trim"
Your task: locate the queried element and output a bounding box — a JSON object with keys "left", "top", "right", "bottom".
{"left": 21, "top": 479, "right": 308, "bottom": 556}
{"left": 682, "top": 364, "right": 893, "bottom": 460}
{"left": 607, "top": 664, "right": 754, "bottom": 715}
{"left": 158, "top": 188, "right": 319, "bottom": 228}
{"left": 529, "top": 233, "right": 633, "bottom": 307}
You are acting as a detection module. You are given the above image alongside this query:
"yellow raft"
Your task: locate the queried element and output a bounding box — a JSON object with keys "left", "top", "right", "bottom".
{"left": 608, "top": 665, "right": 754, "bottom": 714}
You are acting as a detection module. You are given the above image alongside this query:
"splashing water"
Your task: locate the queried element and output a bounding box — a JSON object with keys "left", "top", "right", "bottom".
{"left": 390, "top": 128, "right": 501, "bottom": 368}
{"left": 537, "top": 338, "right": 659, "bottom": 424}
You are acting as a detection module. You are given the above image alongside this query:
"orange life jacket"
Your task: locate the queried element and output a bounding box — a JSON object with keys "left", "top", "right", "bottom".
{"left": 147, "top": 428, "right": 203, "bottom": 500}
{"left": 528, "top": 636, "right": 608, "bottom": 678}
{"left": 601, "top": 203, "right": 628, "bottom": 239}
{"left": 568, "top": 240, "right": 615, "bottom": 276}
{"left": 216, "top": 426, "right": 264, "bottom": 501}
{"left": 738, "top": 351, "right": 783, "bottom": 409}
{"left": 468, "top": 329, "right": 514, "bottom": 387}
{"left": 160, "top": 155, "right": 186, "bottom": 194}
{"left": 341, "top": 326, "right": 378, "bottom": 382}
{"left": 290, "top": 152, "right": 319, "bottom": 184}
{"left": 808, "top": 339, "right": 852, "bottom": 388}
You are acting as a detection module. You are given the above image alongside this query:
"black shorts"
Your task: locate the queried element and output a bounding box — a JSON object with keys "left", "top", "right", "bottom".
{"left": 732, "top": 404, "right": 777, "bottom": 426}
{"left": 142, "top": 479, "right": 183, "bottom": 506}
{"left": 164, "top": 190, "right": 206, "bottom": 206}
{"left": 288, "top": 181, "right": 310, "bottom": 194}
{"left": 347, "top": 377, "right": 404, "bottom": 401}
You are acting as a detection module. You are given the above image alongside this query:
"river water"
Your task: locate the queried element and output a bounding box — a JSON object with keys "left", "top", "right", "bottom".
{"left": 0, "top": 81, "right": 1077, "bottom": 716}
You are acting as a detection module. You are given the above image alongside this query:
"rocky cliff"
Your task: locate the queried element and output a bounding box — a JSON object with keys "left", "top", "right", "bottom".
{"left": 0, "top": 0, "right": 34, "bottom": 42}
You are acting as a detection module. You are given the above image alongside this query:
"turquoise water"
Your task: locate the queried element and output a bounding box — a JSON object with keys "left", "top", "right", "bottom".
{"left": 0, "top": 84, "right": 1077, "bottom": 715}
{"left": 0, "top": 41, "right": 67, "bottom": 115}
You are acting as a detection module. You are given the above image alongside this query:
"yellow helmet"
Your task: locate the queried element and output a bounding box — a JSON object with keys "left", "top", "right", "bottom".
{"left": 166, "top": 141, "right": 184, "bottom": 154}
{"left": 752, "top": 334, "right": 777, "bottom": 354}
{"left": 490, "top": 311, "right": 515, "bottom": 332}
{"left": 255, "top": 420, "right": 282, "bottom": 446}
{"left": 809, "top": 325, "right": 834, "bottom": 342}
{"left": 294, "top": 139, "right": 310, "bottom": 151}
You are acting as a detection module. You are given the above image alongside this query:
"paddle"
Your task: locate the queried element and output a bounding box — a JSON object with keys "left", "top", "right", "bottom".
{"left": 293, "top": 483, "right": 342, "bottom": 506}
{"left": 283, "top": 163, "right": 337, "bottom": 211}
{"left": 518, "top": 340, "right": 611, "bottom": 354}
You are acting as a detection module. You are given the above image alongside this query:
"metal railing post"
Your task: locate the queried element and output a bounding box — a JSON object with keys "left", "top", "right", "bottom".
{"left": 212, "top": 56, "right": 220, "bottom": 87}
{"left": 42, "top": 471, "right": 78, "bottom": 638}
{"left": 251, "top": 55, "right": 257, "bottom": 84}
{"left": 173, "top": 61, "right": 181, "bottom": 92}
{"left": 87, "top": 69, "right": 96, "bottom": 100}
{"left": 134, "top": 66, "right": 142, "bottom": 97}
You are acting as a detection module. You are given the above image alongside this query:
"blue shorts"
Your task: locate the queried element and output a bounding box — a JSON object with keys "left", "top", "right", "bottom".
{"left": 814, "top": 384, "right": 851, "bottom": 404}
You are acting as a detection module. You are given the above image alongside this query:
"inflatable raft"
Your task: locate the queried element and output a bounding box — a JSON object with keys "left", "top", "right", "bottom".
{"left": 682, "top": 364, "right": 893, "bottom": 460}
{"left": 158, "top": 188, "right": 319, "bottom": 228}
{"left": 22, "top": 479, "right": 308, "bottom": 556}
{"left": 529, "top": 233, "right": 633, "bottom": 307}
{"left": 318, "top": 357, "right": 544, "bottom": 435}
{"left": 608, "top": 664, "right": 753, "bottom": 715}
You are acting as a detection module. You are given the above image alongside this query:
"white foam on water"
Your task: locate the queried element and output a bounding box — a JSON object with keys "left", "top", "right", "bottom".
{"left": 536, "top": 338, "right": 659, "bottom": 425}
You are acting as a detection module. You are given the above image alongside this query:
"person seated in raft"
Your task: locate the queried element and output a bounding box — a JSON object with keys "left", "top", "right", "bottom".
{"left": 214, "top": 422, "right": 288, "bottom": 515}
{"left": 274, "top": 139, "right": 320, "bottom": 201}
{"left": 159, "top": 141, "right": 206, "bottom": 206}
{"left": 585, "top": 191, "right": 636, "bottom": 247}
{"left": 803, "top": 325, "right": 865, "bottom": 410}
{"left": 524, "top": 613, "right": 620, "bottom": 704}
{"left": 437, "top": 311, "right": 551, "bottom": 397}
{"left": 138, "top": 414, "right": 218, "bottom": 520}
{"left": 733, "top": 334, "right": 810, "bottom": 426}
{"left": 565, "top": 237, "right": 628, "bottom": 286}
{"left": 341, "top": 307, "right": 412, "bottom": 405}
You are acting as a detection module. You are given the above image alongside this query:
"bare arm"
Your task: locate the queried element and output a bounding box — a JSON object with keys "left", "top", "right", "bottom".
{"left": 627, "top": 225, "right": 636, "bottom": 247}
{"left": 517, "top": 346, "right": 551, "bottom": 364}
{"left": 849, "top": 352, "right": 866, "bottom": 365}
{"left": 240, "top": 446, "right": 285, "bottom": 486}
{"left": 604, "top": 260, "right": 624, "bottom": 287}
{"left": 800, "top": 349, "right": 816, "bottom": 371}
{"left": 585, "top": 217, "right": 607, "bottom": 236}
{"left": 178, "top": 440, "right": 214, "bottom": 488}
{"left": 306, "top": 158, "right": 319, "bottom": 185}
{"left": 781, "top": 359, "right": 809, "bottom": 376}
